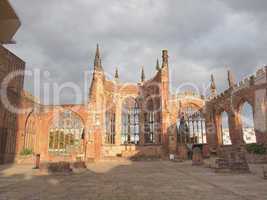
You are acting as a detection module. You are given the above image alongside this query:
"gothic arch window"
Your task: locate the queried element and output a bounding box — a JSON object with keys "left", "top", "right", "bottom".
{"left": 240, "top": 102, "right": 256, "bottom": 144}
{"left": 177, "top": 114, "right": 207, "bottom": 144}
{"left": 144, "top": 111, "right": 156, "bottom": 143}
{"left": 105, "top": 105, "right": 116, "bottom": 144}
{"left": 177, "top": 104, "right": 199, "bottom": 131}
{"left": 177, "top": 104, "right": 206, "bottom": 144}
{"left": 143, "top": 97, "right": 160, "bottom": 144}
{"left": 48, "top": 110, "right": 84, "bottom": 154}
{"left": 121, "top": 98, "right": 140, "bottom": 144}
{"left": 24, "top": 112, "right": 36, "bottom": 152}
{"left": 220, "top": 111, "right": 232, "bottom": 145}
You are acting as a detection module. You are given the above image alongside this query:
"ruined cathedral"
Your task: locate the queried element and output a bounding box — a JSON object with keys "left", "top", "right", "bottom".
{"left": 18, "top": 45, "right": 208, "bottom": 162}
{"left": 1, "top": 42, "right": 267, "bottom": 163}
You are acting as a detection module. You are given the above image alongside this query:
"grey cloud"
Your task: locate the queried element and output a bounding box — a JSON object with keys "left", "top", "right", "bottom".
{"left": 6, "top": 0, "right": 267, "bottom": 104}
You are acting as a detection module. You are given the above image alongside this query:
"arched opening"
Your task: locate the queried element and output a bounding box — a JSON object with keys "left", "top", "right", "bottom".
{"left": 144, "top": 98, "right": 158, "bottom": 144}
{"left": 240, "top": 102, "right": 256, "bottom": 144}
{"left": 177, "top": 103, "right": 199, "bottom": 129}
{"left": 177, "top": 103, "right": 206, "bottom": 144}
{"left": 220, "top": 111, "right": 232, "bottom": 145}
{"left": 24, "top": 112, "right": 36, "bottom": 152}
{"left": 105, "top": 103, "right": 116, "bottom": 144}
{"left": 121, "top": 97, "right": 140, "bottom": 144}
{"left": 48, "top": 110, "right": 84, "bottom": 155}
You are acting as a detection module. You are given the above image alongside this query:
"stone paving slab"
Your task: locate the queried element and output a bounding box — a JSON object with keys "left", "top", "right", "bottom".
{"left": 0, "top": 161, "right": 266, "bottom": 200}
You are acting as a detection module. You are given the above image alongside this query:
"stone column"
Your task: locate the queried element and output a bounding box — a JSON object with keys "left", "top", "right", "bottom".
{"left": 167, "top": 124, "right": 177, "bottom": 154}
{"left": 229, "top": 111, "right": 243, "bottom": 146}
{"left": 205, "top": 109, "right": 219, "bottom": 150}
{"left": 254, "top": 87, "right": 267, "bottom": 144}
{"left": 139, "top": 104, "right": 145, "bottom": 145}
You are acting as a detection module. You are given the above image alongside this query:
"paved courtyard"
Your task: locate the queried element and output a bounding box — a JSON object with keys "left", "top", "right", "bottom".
{"left": 0, "top": 160, "right": 266, "bottom": 200}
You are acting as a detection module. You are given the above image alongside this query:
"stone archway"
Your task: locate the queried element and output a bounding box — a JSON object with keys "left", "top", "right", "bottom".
{"left": 238, "top": 101, "right": 256, "bottom": 144}
{"left": 48, "top": 109, "right": 85, "bottom": 156}
{"left": 105, "top": 101, "right": 116, "bottom": 144}
{"left": 215, "top": 110, "right": 232, "bottom": 146}
{"left": 121, "top": 97, "right": 140, "bottom": 144}
{"left": 221, "top": 111, "right": 232, "bottom": 145}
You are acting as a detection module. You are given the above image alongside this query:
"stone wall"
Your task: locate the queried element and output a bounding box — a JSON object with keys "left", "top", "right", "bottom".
{"left": 205, "top": 66, "right": 267, "bottom": 150}
{"left": 0, "top": 45, "right": 25, "bottom": 164}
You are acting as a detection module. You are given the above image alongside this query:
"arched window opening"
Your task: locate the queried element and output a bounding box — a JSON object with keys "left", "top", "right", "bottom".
{"left": 48, "top": 110, "right": 84, "bottom": 154}
{"left": 177, "top": 104, "right": 206, "bottom": 144}
{"left": 240, "top": 102, "right": 256, "bottom": 144}
{"left": 177, "top": 104, "right": 198, "bottom": 133}
{"left": 105, "top": 110, "right": 116, "bottom": 144}
{"left": 121, "top": 98, "right": 140, "bottom": 144}
{"left": 221, "top": 111, "right": 231, "bottom": 145}
{"left": 144, "top": 111, "right": 156, "bottom": 143}
{"left": 177, "top": 114, "right": 189, "bottom": 144}
{"left": 24, "top": 113, "right": 36, "bottom": 152}
{"left": 177, "top": 111, "right": 206, "bottom": 144}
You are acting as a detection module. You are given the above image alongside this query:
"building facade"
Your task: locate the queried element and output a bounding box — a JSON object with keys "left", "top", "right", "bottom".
{"left": 1, "top": 44, "right": 266, "bottom": 163}
{"left": 13, "top": 46, "right": 207, "bottom": 162}
{"left": 0, "top": 1, "right": 266, "bottom": 164}
{"left": 205, "top": 67, "right": 267, "bottom": 150}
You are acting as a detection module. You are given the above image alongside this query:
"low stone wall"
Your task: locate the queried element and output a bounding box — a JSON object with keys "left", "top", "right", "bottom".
{"left": 128, "top": 145, "right": 165, "bottom": 159}
{"left": 215, "top": 146, "right": 250, "bottom": 173}
{"left": 40, "top": 161, "right": 87, "bottom": 173}
{"left": 177, "top": 145, "right": 188, "bottom": 160}
{"left": 102, "top": 144, "right": 165, "bottom": 159}
{"left": 15, "top": 155, "right": 35, "bottom": 164}
{"left": 246, "top": 153, "right": 267, "bottom": 164}
{"left": 46, "top": 153, "right": 84, "bottom": 162}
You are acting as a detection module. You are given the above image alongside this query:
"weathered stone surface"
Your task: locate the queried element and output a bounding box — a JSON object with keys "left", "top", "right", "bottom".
{"left": 192, "top": 147, "right": 204, "bottom": 165}
{"left": 72, "top": 161, "right": 87, "bottom": 169}
{"left": 45, "top": 162, "right": 72, "bottom": 173}
{"left": 263, "top": 166, "right": 267, "bottom": 179}
{"left": 1, "top": 161, "right": 267, "bottom": 200}
{"left": 215, "top": 146, "right": 250, "bottom": 173}
{"left": 177, "top": 144, "right": 188, "bottom": 160}
{"left": 246, "top": 153, "right": 267, "bottom": 164}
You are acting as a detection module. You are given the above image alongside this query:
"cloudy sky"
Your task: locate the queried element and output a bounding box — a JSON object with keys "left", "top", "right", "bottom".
{"left": 6, "top": 0, "right": 267, "bottom": 104}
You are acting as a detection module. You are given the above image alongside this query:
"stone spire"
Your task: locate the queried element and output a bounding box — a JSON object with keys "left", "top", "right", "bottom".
{"left": 156, "top": 58, "right": 160, "bottom": 71}
{"left": 115, "top": 67, "right": 119, "bottom": 79}
{"left": 210, "top": 74, "right": 217, "bottom": 96}
{"left": 141, "top": 66, "right": 145, "bottom": 82}
{"left": 162, "top": 49, "right": 168, "bottom": 68}
{"left": 94, "top": 44, "right": 103, "bottom": 71}
{"left": 227, "top": 69, "right": 235, "bottom": 88}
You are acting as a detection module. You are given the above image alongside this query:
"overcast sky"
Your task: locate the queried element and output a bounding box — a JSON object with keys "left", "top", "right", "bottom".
{"left": 5, "top": 0, "right": 267, "bottom": 104}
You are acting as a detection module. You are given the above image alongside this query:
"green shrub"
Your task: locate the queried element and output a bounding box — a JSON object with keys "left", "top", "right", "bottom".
{"left": 20, "top": 148, "right": 33, "bottom": 156}
{"left": 246, "top": 144, "right": 266, "bottom": 155}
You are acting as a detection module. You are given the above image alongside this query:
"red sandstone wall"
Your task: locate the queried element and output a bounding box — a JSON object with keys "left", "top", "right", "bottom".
{"left": 205, "top": 66, "right": 267, "bottom": 149}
